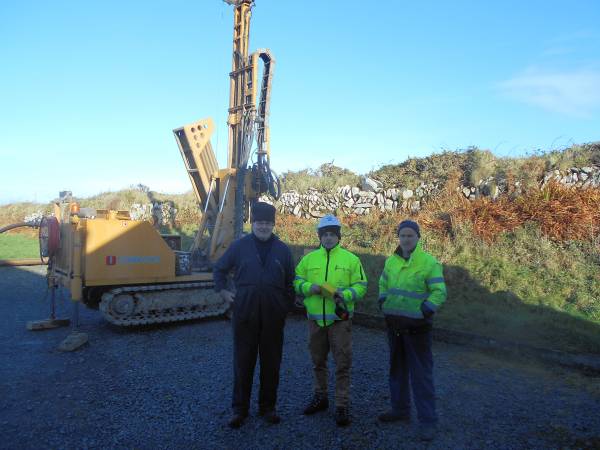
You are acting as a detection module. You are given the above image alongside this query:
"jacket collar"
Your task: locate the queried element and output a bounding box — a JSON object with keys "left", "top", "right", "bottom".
{"left": 319, "top": 243, "right": 341, "bottom": 254}
{"left": 393, "top": 241, "right": 423, "bottom": 264}
{"left": 251, "top": 232, "right": 279, "bottom": 243}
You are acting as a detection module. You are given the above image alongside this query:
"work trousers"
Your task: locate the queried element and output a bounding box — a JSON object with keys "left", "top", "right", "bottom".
{"left": 232, "top": 299, "right": 286, "bottom": 415}
{"left": 386, "top": 328, "right": 437, "bottom": 424}
{"left": 308, "top": 319, "right": 352, "bottom": 409}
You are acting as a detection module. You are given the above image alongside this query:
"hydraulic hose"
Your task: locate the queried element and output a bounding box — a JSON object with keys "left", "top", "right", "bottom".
{"left": 0, "top": 222, "right": 44, "bottom": 266}
{"left": 0, "top": 222, "right": 37, "bottom": 234}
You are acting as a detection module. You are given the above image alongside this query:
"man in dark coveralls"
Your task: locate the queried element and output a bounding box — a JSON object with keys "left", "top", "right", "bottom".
{"left": 214, "top": 202, "right": 295, "bottom": 429}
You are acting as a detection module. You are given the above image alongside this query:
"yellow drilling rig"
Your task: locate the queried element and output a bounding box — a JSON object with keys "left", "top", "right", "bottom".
{"left": 31, "top": 0, "right": 280, "bottom": 347}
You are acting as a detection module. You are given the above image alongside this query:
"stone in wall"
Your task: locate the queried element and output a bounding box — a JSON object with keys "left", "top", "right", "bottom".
{"left": 360, "top": 177, "right": 383, "bottom": 192}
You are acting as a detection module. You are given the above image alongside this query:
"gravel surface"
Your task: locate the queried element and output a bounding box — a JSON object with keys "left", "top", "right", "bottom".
{"left": 1, "top": 266, "right": 599, "bottom": 450}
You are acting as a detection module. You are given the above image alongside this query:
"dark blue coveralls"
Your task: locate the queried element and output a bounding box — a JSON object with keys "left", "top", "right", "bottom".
{"left": 214, "top": 233, "right": 295, "bottom": 415}
{"left": 385, "top": 316, "right": 437, "bottom": 424}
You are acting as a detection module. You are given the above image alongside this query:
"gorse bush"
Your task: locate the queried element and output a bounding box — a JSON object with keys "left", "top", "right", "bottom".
{"left": 280, "top": 163, "right": 361, "bottom": 192}
{"left": 369, "top": 150, "right": 467, "bottom": 188}
{"left": 464, "top": 148, "right": 497, "bottom": 185}
{"left": 544, "top": 142, "right": 600, "bottom": 170}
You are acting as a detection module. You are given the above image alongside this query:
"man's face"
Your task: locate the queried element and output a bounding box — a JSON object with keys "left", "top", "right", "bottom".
{"left": 252, "top": 221, "right": 274, "bottom": 241}
{"left": 320, "top": 231, "right": 339, "bottom": 250}
{"left": 398, "top": 228, "right": 419, "bottom": 252}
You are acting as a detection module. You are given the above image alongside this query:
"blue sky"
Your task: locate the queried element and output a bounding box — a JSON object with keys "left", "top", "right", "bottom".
{"left": 1, "top": 0, "right": 599, "bottom": 204}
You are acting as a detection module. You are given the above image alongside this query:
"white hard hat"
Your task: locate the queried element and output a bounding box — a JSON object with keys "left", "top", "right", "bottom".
{"left": 317, "top": 214, "right": 341, "bottom": 230}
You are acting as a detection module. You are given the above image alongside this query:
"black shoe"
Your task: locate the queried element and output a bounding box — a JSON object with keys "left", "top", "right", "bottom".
{"left": 378, "top": 411, "right": 410, "bottom": 423}
{"left": 303, "top": 395, "right": 329, "bottom": 415}
{"left": 228, "top": 412, "right": 247, "bottom": 429}
{"left": 261, "top": 410, "right": 281, "bottom": 425}
{"left": 418, "top": 423, "right": 437, "bottom": 441}
{"left": 335, "top": 407, "right": 350, "bottom": 427}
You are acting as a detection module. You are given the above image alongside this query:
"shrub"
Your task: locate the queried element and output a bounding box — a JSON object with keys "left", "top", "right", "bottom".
{"left": 280, "top": 163, "right": 360, "bottom": 193}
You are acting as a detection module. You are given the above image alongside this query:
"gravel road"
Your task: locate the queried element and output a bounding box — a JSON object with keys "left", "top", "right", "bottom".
{"left": 1, "top": 266, "right": 599, "bottom": 449}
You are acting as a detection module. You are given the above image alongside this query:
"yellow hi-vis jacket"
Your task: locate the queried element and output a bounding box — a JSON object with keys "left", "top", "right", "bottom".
{"left": 379, "top": 242, "right": 446, "bottom": 319}
{"left": 295, "top": 244, "right": 367, "bottom": 327}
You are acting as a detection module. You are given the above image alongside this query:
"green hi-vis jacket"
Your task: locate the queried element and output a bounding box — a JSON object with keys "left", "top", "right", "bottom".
{"left": 378, "top": 242, "right": 446, "bottom": 319}
{"left": 294, "top": 244, "right": 367, "bottom": 327}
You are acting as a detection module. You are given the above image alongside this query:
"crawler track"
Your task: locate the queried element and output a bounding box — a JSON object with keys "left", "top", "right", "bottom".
{"left": 99, "top": 281, "right": 229, "bottom": 326}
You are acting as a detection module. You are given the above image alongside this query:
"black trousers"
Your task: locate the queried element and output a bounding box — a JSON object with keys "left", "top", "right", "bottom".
{"left": 232, "top": 297, "right": 286, "bottom": 415}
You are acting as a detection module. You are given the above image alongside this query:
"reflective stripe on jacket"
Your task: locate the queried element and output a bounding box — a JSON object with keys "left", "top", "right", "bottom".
{"left": 294, "top": 244, "right": 367, "bottom": 327}
{"left": 378, "top": 242, "right": 446, "bottom": 319}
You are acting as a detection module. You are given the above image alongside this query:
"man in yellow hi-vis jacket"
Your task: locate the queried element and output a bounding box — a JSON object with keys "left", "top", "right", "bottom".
{"left": 377, "top": 220, "right": 446, "bottom": 442}
{"left": 294, "top": 215, "right": 367, "bottom": 426}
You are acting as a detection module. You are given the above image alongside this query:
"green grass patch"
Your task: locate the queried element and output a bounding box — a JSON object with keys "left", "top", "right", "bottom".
{"left": 425, "top": 224, "right": 600, "bottom": 354}
{"left": 0, "top": 233, "right": 39, "bottom": 259}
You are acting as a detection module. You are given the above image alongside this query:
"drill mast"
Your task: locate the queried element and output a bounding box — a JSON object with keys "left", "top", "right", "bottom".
{"left": 173, "top": 0, "right": 279, "bottom": 268}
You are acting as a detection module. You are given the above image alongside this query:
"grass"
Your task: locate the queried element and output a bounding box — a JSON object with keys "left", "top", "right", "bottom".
{"left": 0, "top": 233, "right": 40, "bottom": 259}
{"left": 426, "top": 224, "right": 600, "bottom": 353}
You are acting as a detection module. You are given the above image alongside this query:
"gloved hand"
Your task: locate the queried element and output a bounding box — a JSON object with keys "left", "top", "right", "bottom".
{"left": 334, "top": 293, "right": 350, "bottom": 320}
{"left": 294, "top": 295, "right": 305, "bottom": 309}
{"left": 309, "top": 284, "right": 321, "bottom": 295}
{"left": 420, "top": 302, "right": 435, "bottom": 319}
{"left": 220, "top": 290, "right": 235, "bottom": 305}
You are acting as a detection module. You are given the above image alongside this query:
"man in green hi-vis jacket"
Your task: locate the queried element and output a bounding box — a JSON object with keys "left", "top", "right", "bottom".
{"left": 294, "top": 214, "right": 367, "bottom": 427}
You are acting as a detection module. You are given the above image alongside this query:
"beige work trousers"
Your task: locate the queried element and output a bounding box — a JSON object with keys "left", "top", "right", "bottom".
{"left": 308, "top": 319, "right": 352, "bottom": 409}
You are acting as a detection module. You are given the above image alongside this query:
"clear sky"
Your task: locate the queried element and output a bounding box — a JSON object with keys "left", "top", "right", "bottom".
{"left": 1, "top": 0, "right": 599, "bottom": 204}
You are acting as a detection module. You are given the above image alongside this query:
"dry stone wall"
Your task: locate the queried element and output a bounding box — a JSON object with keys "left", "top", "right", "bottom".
{"left": 20, "top": 167, "right": 600, "bottom": 224}
{"left": 261, "top": 166, "right": 600, "bottom": 218}
{"left": 129, "top": 202, "right": 177, "bottom": 227}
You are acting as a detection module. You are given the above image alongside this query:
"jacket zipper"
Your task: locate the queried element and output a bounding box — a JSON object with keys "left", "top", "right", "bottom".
{"left": 323, "top": 249, "right": 331, "bottom": 324}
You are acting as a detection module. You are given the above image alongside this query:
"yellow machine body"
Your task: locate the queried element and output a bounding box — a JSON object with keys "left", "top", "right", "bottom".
{"left": 51, "top": 208, "right": 213, "bottom": 293}
{"left": 49, "top": 206, "right": 216, "bottom": 326}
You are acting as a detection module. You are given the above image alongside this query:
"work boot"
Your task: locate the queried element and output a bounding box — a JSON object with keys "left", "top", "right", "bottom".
{"left": 335, "top": 407, "right": 350, "bottom": 427}
{"left": 258, "top": 407, "right": 281, "bottom": 425}
{"left": 261, "top": 410, "right": 281, "bottom": 425}
{"left": 378, "top": 411, "right": 410, "bottom": 423}
{"left": 228, "top": 412, "right": 248, "bottom": 429}
{"left": 303, "top": 395, "right": 329, "bottom": 415}
{"left": 418, "top": 423, "right": 437, "bottom": 441}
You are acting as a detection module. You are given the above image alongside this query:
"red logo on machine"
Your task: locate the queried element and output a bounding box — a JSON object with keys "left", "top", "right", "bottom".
{"left": 106, "top": 256, "right": 117, "bottom": 265}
